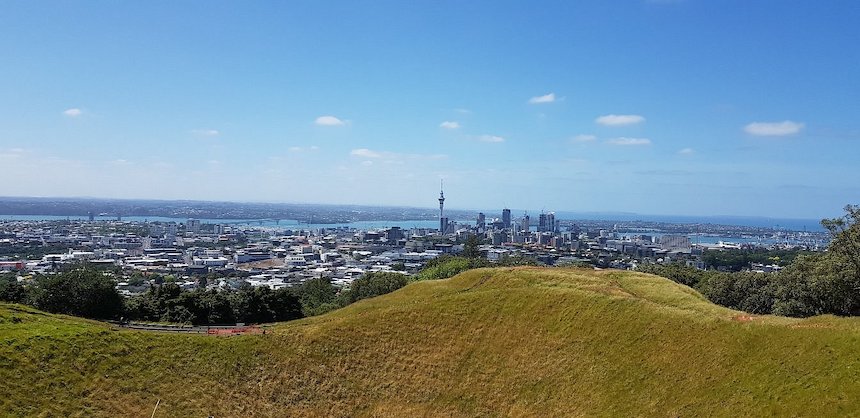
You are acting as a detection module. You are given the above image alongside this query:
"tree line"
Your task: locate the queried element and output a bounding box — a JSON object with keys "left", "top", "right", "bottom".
{"left": 701, "top": 247, "right": 810, "bottom": 272}
{"left": 638, "top": 205, "right": 860, "bottom": 317}
{"left": 0, "top": 268, "right": 413, "bottom": 324}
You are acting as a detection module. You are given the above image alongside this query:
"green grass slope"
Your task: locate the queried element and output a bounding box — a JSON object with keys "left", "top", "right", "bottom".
{"left": 2, "top": 267, "right": 860, "bottom": 417}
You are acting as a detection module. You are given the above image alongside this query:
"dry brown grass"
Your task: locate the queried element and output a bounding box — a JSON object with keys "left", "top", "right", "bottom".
{"left": 3, "top": 267, "right": 860, "bottom": 417}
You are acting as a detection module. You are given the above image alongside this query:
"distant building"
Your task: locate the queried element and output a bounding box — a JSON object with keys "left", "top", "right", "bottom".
{"left": 187, "top": 219, "right": 201, "bottom": 234}
{"left": 385, "top": 227, "right": 404, "bottom": 243}
{"left": 660, "top": 235, "right": 692, "bottom": 251}
{"left": 521, "top": 213, "right": 530, "bottom": 233}
{"left": 502, "top": 208, "right": 511, "bottom": 229}
{"left": 477, "top": 212, "right": 486, "bottom": 229}
{"left": 538, "top": 212, "right": 555, "bottom": 232}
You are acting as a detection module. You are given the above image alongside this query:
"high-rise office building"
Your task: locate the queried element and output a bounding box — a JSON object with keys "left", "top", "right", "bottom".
{"left": 521, "top": 213, "right": 530, "bottom": 233}
{"left": 502, "top": 208, "right": 511, "bottom": 229}
{"left": 477, "top": 212, "right": 486, "bottom": 229}
{"left": 538, "top": 212, "right": 556, "bottom": 232}
{"left": 187, "top": 218, "right": 201, "bottom": 234}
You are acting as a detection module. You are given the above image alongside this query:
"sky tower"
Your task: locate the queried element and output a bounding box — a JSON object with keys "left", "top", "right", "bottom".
{"left": 438, "top": 180, "right": 447, "bottom": 233}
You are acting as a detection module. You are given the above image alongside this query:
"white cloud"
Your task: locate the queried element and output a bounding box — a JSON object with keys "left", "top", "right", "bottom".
{"left": 440, "top": 121, "right": 460, "bottom": 129}
{"left": 350, "top": 148, "right": 383, "bottom": 158}
{"left": 288, "top": 145, "right": 319, "bottom": 153}
{"left": 595, "top": 114, "right": 645, "bottom": 126}
{"left": 572, "top": 134, "right": 597, "bottom": 143}
{"left": 315, "top": 115, "right": 346, "bottom": 126}
{"left": 744, "top": 120, "right": 804, "bottom": 136}
{"left": 0, "top": 148, "right": 27, "bottom": 159}
{"left": 454, "top": 108, "right": 472, "bottom": 114}
{"left": 678, "top": 147, "right": 695, "bottom": 155}
{"left": 63, "top": 108, "right": 83, "bottom": 117}
{"left": 528, "top": 93, "right": 556, "bottom": 104}
{"left": 191, "top": 129, "right": 220, "bottom": 137}
{"left": 607, "top": 137, "right": 651, "bottom": 146}
{"left": 350, "top": 148, "right": 447, "bottom": 164}
{"left": 477, "top": 134, "right": 505, "bottom": 143}
{"left": 361, "top": 160, "right": 374, "bottom": 166}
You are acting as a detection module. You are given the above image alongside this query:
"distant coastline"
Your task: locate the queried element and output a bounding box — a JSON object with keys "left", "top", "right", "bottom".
{"left": 0, "top": 196, "right": 828, "bottom": 232}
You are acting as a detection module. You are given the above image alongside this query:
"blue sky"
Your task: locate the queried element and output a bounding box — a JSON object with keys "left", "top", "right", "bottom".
{"left": 1, "top": 1, "right": 858, "bottom": 219}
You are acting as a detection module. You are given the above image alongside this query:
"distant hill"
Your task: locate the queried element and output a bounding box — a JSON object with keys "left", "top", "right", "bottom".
{"left": 3, "top": 268, "right": 860, "bottom": 417}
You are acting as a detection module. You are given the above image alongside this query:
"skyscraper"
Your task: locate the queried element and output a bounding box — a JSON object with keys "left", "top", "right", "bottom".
{"left": 502, "top": 208, "right": 511, "bottom": 229}
{"left": 187, "top": 218, "right": 201, "bottom": 234}
{"left": 477, "top": 212, "right": 486, "bottom": 229}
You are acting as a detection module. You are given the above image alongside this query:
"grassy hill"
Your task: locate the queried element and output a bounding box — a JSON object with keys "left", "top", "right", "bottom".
{"left": 3, "top": 267, "right": 860, "bottom": 417}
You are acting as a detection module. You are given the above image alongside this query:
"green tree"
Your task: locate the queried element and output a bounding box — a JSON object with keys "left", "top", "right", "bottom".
{"left": 637, "top": 263, "right": 710, "bottom": 288}
{"left": 822, "top": 204, "right": 860, "bottom": 276}
{"left": 0, "top": 274, "right": 26, "bottom": 303}
{"left": 415, "top": 256, "right": 481, "bottom": 281}
{"left": 30, "top": 268, "right": 123, "bottom": 319}
{"left": 297, "top": 277, "right": 338, "bottom": 316}
{"left": 462, "top": 235, "right": 483, "bottom": 259}
{"left": 346, "top": 272, "right": 409, "bottom": 304}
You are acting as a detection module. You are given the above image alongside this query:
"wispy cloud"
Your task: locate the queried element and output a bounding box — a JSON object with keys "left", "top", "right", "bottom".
{"left": 454, "top": 108, "right": 472, "bottom": 114}
{"left": 0, "top": 148, "right": 27, "bottom": 159}
{"left": 351, "top": 148, "right": 446, "bottom": 160}
{"left": 289, "top": 145, "right": 320, "bottom": 153}
{"left": 63, "top": 108, "right": 83, "bottom": 117}
{"left": 315, "top": 115, "right": 346, "bottom": 126}
{"left": 477, "top": 134, "right": 505, "bottom": 143}
{"left": 350, "top": 148, "right": 382, "bottom": 158}
{"left": 595, "top": 114, "right": 645, "bottom": 126}
{"left": 191, "top": 129, "right": 220, "bottom": 137}
{"left": 349, "top": 148, "right": 447, "bottom": 166}
{"left": 572, "top": 134, "right": 597, "bottom": 143}
{"left": 440, "top": 121, "right": 460, "bottom": 129}
{"left": 607, "top": 137, "right": 651, "bottom": 146}
{"left": 635, "top": 169, "right": 693, "bottom": 176}
{"left": 528, "top": 93, "right": 557, "bottom": 104}
{"left": 744, "top": 120, "right": 804, "bottom": 136}
{"left": 678, "top": 147, "right": 695, "bottom": 155}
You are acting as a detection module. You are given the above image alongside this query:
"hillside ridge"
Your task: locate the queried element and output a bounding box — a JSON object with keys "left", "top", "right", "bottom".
{"left": 3, "top": 267, "right": 860, "bottom": 417}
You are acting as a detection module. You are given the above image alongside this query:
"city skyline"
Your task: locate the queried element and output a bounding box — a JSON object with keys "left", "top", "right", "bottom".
{"left": 1, "top": 1, "right": 859, "bottom": 219}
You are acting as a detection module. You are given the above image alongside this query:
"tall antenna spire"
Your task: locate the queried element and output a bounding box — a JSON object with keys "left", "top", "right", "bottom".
{"left": 438, "top": 179, "right": 446, "bottom": 233}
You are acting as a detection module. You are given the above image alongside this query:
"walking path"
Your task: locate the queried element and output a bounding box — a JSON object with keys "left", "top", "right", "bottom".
{"left": 109, "top": 321, "right": 266, "bottom": 335}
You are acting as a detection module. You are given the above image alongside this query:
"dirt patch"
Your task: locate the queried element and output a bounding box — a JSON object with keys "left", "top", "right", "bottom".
{"left": 733, "top": 315, "right": 756, "bottom": 322}
{"left": 242, "top": 258, "right": 285, "bottom": 269}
